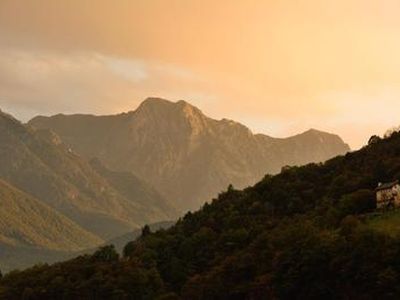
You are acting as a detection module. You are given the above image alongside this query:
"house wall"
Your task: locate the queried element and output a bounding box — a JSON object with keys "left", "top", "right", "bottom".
{"left": 376, "top": 184, "right": 400, "bottom": 209}
{"left": 394, "top": 185, "right": 400, "bottom": 207}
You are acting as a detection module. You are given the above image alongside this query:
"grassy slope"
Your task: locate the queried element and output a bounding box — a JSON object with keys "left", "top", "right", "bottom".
{"left": 366, "top": 210, "right": 400, "bottom": 237}
{"left": 0, "top": 179, "right": 104, "bottom": 273}
{"left": 0, "top": 179, "right": 103, "bottom": 251}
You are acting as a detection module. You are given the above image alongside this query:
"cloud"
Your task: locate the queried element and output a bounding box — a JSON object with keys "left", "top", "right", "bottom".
{"left": 0, "top": 48, "right": 216, "bottom": 121}
{"left": 239, "top": 87, "right": 400, "bottom": 149}
{"left": 1, "top": 1, "right": 400, "bottom": 149}
{"left": 1, "top": 46, "right": 399, "bottom": 150}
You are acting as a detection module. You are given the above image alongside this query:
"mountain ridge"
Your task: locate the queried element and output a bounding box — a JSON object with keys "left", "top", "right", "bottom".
{"left": 29, "top": 97, "right": 350, "bottom": 210}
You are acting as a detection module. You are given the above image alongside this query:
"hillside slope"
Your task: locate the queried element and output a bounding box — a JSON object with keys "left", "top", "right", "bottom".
{"left": 4, "top": 126, "right": 400, "bottom": 299}
{"left": 90, "top": 158, "right": 178, "bottom": 219}
{"left": 29, "top": 97, "right": 350, "bottom": 210}
{"left": 0, "top": 109, "right": 177, "bottom": 239}
{"left": 0, "top": 178, "right": 103, "bottom": 273}
{"left": 0, "top": 179, "right": 102, "bottom": 251}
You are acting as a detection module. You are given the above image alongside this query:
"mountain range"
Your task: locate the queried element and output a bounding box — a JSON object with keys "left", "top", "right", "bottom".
{"left": 29, "top": 97, "right": 350, "bottom": 210}
{"left": 3, "top": 112, "right": 400, "bottom": 299}
{"left": 0, "top": 98, "right": 349, "bottom": 272}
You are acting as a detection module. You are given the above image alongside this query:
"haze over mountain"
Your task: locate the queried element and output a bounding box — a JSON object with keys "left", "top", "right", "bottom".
{"left": 30, "top": 97, "right": 350, "bottom": 210}
{"left": 0, "top": 109, "right": 177, "bottom": 240}
{"left": 89, "top": 158, "right": 177, "bottom": 222}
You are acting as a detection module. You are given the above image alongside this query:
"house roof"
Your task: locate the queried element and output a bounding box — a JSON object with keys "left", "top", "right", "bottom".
{"left": 376, "top": 180, "right": 399, "bottom": 191}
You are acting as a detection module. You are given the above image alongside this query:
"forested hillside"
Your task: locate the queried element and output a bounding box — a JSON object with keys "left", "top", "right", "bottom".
{"left": 2, "top": 131, "right": 400, "bottom": 299}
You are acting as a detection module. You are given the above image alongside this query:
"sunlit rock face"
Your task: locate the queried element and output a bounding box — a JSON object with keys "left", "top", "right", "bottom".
{"left": 30, "top": 97, "right": 350, "bottom": 211}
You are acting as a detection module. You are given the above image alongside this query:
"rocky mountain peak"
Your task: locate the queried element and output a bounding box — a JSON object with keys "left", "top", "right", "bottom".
{"left": 133, "top": 98, "right": 208, "bottom": 136}
{"left": 137, "top": 97, "right": 173, "bottom": 110}
{"left": 28, "top": 97, "right": 350, "bottom": 211}
{"left": 136, "top": 98, "right": 203, "bottom": 117}
{"left": 295, "top": 128, "right": 350, "bottom": 149}
{"left": 0, "top": 108, "right": 21, "bottom": 124}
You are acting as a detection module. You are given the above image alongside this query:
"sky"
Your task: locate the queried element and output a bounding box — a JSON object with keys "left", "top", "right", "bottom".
{"left": 1, "top": 0, "right": 400, "bottom": 149}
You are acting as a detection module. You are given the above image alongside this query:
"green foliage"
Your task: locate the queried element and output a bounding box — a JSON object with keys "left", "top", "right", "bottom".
{"left": 4, "top": 131, "right": 400, "bottom": 298}
{"left": 338, "top": 189, "right": 376, "bottom": 216}
{"left": 92, "top": 245, "right": 119, "bottom": 262}
{"left": 368, "top": 135, "right": 381, "bottom": 145}
{"left": 0, "top": 255, "right": 164, "bottom": 299}
{"left": 366, "top": 210, "right": 400, "bottom": 237}
{"left": 141, "top": 225, "right": 152, "bottom": 238}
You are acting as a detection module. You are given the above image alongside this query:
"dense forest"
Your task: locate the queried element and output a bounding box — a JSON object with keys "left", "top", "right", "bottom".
{"left": 2, "top": 132, "right": 400, "bottom": 299}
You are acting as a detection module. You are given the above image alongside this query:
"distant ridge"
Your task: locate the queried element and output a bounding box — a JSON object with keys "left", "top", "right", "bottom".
{"left": 29, "top": 97, "right": 350, "bottom": 210}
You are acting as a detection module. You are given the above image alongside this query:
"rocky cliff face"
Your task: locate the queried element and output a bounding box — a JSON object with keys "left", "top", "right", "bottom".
{"left": 30, "top": 98, "right": 350, "bottom": 210}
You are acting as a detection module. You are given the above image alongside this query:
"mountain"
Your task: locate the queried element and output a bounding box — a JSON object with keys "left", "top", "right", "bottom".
{"left": 4, "top": 128, "right": 400, "bottom": 299}
{"left": 29, "top": 97, "right": 350, "bottom": 210}
{"left": 0, "top": 109, "right": 177, "bottom": 240}
{"left": 89, "top": 158, "right": 178, "bottom": 220}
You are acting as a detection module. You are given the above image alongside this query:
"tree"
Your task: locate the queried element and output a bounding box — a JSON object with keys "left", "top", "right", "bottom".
{"left": 141, "top": 225, "right": 151, "bottom": 238}
{"left": 338, "top": 189, "right": 376, "bottom": 216}
{"left": 340, "top": 215, "right": 361, "bottom": 236}
{"left": 123, "top": 241, "right": 137, "bottom": 259}
{"left": 92, "top": 245, "right": 119, "bottom": 262}
{"left": 384, "top": 126, "right": 400, "bottom": 138}
{"left": 368, "top": 135, "right": 381, "bottom": 145}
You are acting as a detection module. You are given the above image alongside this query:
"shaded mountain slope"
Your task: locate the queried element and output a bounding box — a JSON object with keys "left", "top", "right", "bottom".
{"left": 0, "top": 109, "right": 176, "bottom": 240}
{"left": 29, "top": 97, "right": 350, "bottom": 210}
{"left": 90, "top": 158, "right": 179, "bottom": 219}
{"left": 0, "top": 179, "right": 102, "bottom": 251}
{"left": 0, "top": 178, "right": 102, "bottom": 273}
{"left": 0, "top": 242, "right": 77, "bottom": 274}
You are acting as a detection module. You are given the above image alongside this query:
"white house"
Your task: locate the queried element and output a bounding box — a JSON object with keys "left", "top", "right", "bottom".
{"left": 376, "top": 180, "right": 400, "bottom": 209}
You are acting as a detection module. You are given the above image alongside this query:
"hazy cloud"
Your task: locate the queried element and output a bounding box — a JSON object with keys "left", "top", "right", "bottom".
{"left": 1, "top": 0, "right": 400, "bottom": 148}
{"left": 0, "top": 48, "right": 216, "bottom": 120}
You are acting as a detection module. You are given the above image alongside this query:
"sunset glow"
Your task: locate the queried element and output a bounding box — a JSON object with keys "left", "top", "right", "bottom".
{"left": 1, "top": 0, "right": 400, "bottom": 148}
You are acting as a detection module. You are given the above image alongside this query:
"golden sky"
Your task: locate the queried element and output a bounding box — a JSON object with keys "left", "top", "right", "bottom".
{"left": 1, "top": 0, "right": 400, "bottom": 148}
